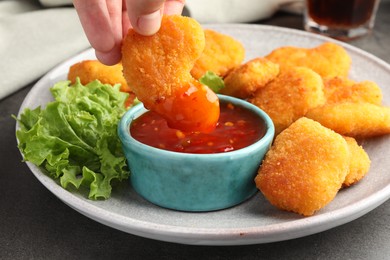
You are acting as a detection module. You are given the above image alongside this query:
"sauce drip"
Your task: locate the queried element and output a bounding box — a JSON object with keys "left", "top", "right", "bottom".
{"left": 147, "top": 80, "right": 220, "bottom": 133}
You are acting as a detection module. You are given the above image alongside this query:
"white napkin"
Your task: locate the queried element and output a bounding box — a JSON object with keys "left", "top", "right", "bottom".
{"left": 0, "top": 0, "right": 89, "bottom": 100}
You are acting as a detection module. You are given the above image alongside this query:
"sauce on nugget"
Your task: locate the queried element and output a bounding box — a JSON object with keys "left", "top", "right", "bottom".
{"left": 130, "top": 101, "right": 265, "bottom": 154}
{"left": 122, "top": 15, "right": 220, "bottom": 134}
{"left": 148, "top": 80, "right": 220, "bottom": 133}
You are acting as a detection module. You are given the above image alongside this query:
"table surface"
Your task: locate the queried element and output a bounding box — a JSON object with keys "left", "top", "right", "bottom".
{"left": 1, "top": 2, "right": 390, "bottom": 259}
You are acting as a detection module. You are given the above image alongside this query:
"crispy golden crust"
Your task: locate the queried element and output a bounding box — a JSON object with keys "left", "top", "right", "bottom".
{"left": 343, "top": 136, "right": 371, "bottom": 187}
{"left": 122, "top": 15, "right": 205, "bottom": 104}
{"left": 306, "top": 102, "right": 390, "bottom": 138}
{"left": 67, "top": 60, "right": 131, "bottom": 92}
{"left": 255, "top": 117, "right": 350, "bottom": 216}
{"left": 190, "top": 29, "right": 245, "bottom": 79}
{"left": 323, "top": 77, "right": 382, "bottom": 105}
{"left": 121, "top": 15, "right": 220, "bottom": 133}
{"left": 265, "top": 42, "right": 351, "bottom": 78}
{"left": 249, "top": 67, "right": 325, "bottom": 135}
{"left": 220, "top": 58, "right": 280, "bottom": 99}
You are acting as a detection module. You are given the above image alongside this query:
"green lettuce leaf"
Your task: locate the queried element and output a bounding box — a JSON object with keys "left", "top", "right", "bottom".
{"left": 15, "top": 79, "right": 130, "bottom": 200}
{"left": 199, "top": 71, "right": 225, "bottom": 93}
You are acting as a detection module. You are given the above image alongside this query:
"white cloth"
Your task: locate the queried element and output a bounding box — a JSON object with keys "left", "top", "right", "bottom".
{"left": 185, "top": 0, "right": 304, "bottom": 23}
{"left": 39, "top": 0, "right": 73, "bottom": 7}
{"left": 0, "top": 0, "right": 304, "bottom": 100}
{"left": 0, "top": 0, "right": 89, "bottom": 99}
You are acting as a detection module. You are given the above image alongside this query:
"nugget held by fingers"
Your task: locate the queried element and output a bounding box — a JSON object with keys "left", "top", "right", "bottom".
{"left": 122, "top": 15, "right": 220, "bottom": 133}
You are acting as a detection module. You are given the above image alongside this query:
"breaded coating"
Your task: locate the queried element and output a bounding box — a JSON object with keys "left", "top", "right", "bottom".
{"left": 343, "top": 136, "right": 371, "bottom": 187}
{"left": 306, "top": 102, "right": 390, "bottom": 138}
{"left": 122, "top": 15, "right": 203, "bottom": 99}
{"left": 323, "top": 77, "right": 382, "bottom": 105}
{"left": 220, "top": 58, "right": 280, "bottom": 99}
{"left": 67, "top": 60, "right": 131, "bottom": 93}
{"left": 190, "top": 29, "right": 245, "bottom": 79}
{"left": 265, "top": 42, "right": 351, "bottom": 78}
{"left": 249, "top": 67, "right": 325, "bottom": 135}
{"left": 122, "top": 15, "right": 220, "bottom": 133}
{"left": 255, "top": 117, "right": 350, "bottom": 216}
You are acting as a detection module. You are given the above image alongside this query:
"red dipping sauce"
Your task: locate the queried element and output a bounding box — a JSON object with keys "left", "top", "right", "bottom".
{"left": 130, "top": 101, "right": 266, "bottom": 154}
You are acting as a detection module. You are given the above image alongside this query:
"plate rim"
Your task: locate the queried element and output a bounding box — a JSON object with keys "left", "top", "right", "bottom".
{"left": 17, "top": 24, "right": 390, "bottom": 245}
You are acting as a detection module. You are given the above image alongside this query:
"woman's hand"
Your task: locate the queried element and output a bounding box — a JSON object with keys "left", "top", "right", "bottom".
{"left": 73, "top": 0, "right": 185, "bottom": 65}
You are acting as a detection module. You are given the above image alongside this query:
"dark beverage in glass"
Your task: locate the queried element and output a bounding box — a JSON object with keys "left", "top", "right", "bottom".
{"left": 304, "top": 0, "right": 380, "bottom": 40}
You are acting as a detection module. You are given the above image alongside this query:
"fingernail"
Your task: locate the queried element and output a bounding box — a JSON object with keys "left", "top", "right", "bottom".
{"left": 137, "top": 10, "right": 162, "bottom": 36}
{"left": 164, "top": 1, "right": 185, "bottom": 15}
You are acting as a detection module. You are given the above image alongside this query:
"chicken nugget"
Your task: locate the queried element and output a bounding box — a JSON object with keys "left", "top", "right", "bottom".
{"left": 122, "top": 15, "right": 219, "bottom": 133}
{"left": 255, "top": 117, "right": 350, "bottom": 216}
{"left": 220, "top": 58, "right": 280, "bottom": 99}
{"left": 265, "top": 42, "right": 351, "bottom": 78}
{"left": 249, "top": 67, "right": 325, "bottom": 134}
{"left": 306, "top": 102, "right": 390, "bottom": 138}
{"left": 343, "top": 136, "right": 371, "bottom": 187}
{"left": 190, "top": 29, "right": 245, "bottom": 79}
{"left": 68, "top": 60, "right": 131, "bottom": 93}
{"left": 323, "top": 76, "right": 382, "bottom": 105}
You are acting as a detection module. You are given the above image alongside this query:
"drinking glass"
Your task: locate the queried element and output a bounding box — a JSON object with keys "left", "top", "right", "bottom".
{"left": 304, "top": 0, "right": 381, "bottom": 40}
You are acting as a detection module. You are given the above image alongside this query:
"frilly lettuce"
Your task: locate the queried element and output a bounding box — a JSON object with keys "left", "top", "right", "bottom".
{"left": 15, "top": 79, "right": 130, "bottom": 200}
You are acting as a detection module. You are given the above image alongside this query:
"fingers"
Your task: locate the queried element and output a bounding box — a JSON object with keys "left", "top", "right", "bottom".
{"left": 106, "top": 0, "right": 123, "bottom": 43}
{"left": 122, "top": 0, "right": 132, "bottom": 37}
{"left": 95, "top": 45, "right": 122, "bottom": 65}
{"left": 101, "top": 0, "right": 125, "bottom": 65}
{"left": 73, "top": 0, "right": 124, "bottom": 65}
{"left": 126, "top": 0, "right": 185, "bottom": 35}
{"left": 126, "top": 0, "right": 164, "bottom": 36}
{"left": 163, "top": 0, "right": 186, "bottom": 15}
{"left": 73, "top": 0, "right": 185, "bottom": 64}
{"left": 73, "top": 0, "right": 115, "bottom": 53}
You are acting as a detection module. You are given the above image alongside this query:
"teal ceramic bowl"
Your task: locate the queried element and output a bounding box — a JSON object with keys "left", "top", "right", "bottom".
{"left": 118, "top": 95, "right": 275, "bottom": 212}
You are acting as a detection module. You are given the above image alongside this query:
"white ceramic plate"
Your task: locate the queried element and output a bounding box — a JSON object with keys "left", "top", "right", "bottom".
{"left": 17, "top": 24, "right": 390, "bottom": 245}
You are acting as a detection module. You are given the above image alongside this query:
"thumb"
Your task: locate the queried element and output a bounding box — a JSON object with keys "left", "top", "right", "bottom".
{"left": 126, "top": 0, "right": 165, "bottom": 36}
{"left": 126, "top": 0, "right": 185, "bottom": 36}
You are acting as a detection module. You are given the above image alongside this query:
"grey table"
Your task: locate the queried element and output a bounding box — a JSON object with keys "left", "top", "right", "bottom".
{"left": 1, "top": 2, "right": 390, "bottom": 259}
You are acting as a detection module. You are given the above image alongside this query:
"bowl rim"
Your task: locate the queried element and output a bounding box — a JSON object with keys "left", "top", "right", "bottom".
{"left": 118, "top": 94, "right": 275, "bottom": 158}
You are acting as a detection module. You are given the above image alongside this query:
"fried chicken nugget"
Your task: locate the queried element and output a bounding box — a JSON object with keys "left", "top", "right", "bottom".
{"left": 265, "top": 42, "right": 351, "bottom": 78}
{"left": 220, "top": 58, "right": 280, "bottom": 99}
{"left": 255, "top": 117, "right": 350, "bottom": 216}
{"left": 249, "top": 67, "right": 325, "bottom": 134}
{"left": 323, "top": 76, "right": 382, "bottom": 105}
{"left": 122, "top": 15, "right": 219, "bottom": 133}
{"left": 306, "top": 102, "right": 390, "bottom": 138}
{"left": 343, "top": 136, "right": 371, "bottom": 187}
{"left": 68, "top": 60, "right": 131, "bottom": 93}
{"left": 190, "top": 29, "right": 245, "bottom": 79}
